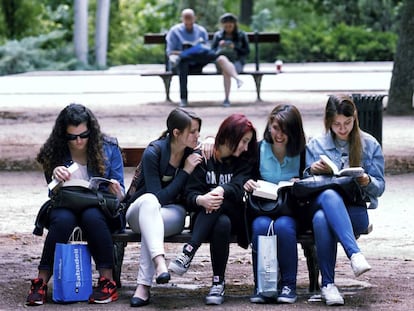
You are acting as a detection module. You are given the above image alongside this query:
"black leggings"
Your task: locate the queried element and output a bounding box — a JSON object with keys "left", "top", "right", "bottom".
{"left": 190, "top": 208, "right": 233, "bottom": 279}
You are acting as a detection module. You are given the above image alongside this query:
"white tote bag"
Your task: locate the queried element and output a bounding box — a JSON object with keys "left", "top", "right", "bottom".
{"left": 257, "top": 220, "right": 278, "bottom": 297}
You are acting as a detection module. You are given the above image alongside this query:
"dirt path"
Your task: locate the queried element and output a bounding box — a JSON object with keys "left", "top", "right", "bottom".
{"left": 1, "top": 95, "right": 414, "bottom": 309}
{"left": 1, "top": 171, "right": 413, "bottom": 310}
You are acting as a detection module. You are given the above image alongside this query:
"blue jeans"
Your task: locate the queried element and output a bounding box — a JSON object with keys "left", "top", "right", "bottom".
{"left": 251, "top": 215, "right": 298, "bottom": 290}
{"left": 311, "top": 189, "right": 369, "bottom": 287}
{"left": 38, "top": 207, "right": 115, "bottom": 272}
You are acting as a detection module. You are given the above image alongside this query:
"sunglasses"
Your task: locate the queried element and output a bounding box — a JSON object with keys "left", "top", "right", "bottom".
{"left": 66, "top": 130, "right": 90, "bottom": 141}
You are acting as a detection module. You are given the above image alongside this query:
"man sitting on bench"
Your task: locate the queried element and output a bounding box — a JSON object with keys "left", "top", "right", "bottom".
{"left": 166, "top": 8, "right": 216, "bottom": 107}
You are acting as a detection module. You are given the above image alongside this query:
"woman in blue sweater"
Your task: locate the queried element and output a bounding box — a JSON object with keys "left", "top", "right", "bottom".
{"left": 244, "top": 104, "right": 306, "bottom": 304}
{"left": 125, "top": 108, "right": 203, "bottom": 307}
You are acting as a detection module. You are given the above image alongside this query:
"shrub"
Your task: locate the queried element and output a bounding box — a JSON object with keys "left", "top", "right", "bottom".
{"left": 0, "top": 30, "right": 81, "bottom": 75}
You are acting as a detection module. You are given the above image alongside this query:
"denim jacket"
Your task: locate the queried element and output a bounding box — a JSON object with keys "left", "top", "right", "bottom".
{"left": 305, "top": 131, "right": 385, "bottom": 209}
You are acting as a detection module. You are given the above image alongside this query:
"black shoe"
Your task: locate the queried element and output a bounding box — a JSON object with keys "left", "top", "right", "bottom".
{"left": 130, "top": 295, "right": 150, "bottom": 307}
{"left": 156, "top": 272, "right": 171, "bottom": 284}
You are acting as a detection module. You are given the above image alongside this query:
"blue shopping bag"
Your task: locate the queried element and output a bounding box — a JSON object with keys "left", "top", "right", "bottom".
{"left": 53, "top": 227, "right": 92, "bottom": 303}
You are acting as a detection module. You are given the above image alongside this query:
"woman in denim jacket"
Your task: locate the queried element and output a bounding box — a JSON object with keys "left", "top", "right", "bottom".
{"left": 305, "top": 94, "right": 385, "bottom": 306}
{"left": 26, "top": 103, "right": 125, "bottom": 306}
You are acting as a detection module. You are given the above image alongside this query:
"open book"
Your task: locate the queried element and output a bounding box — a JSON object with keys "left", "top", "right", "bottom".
{"left": 320, "top": 155, "right": 364, "bottom": 177}
{"left": 252, "top": 180, "right": 294, "bottom": 200}
{"left": 61, "top": 177, "right": 114, "bottom": 191}
{"left": 48, "top": 162, "right": 79, "bottom": 190}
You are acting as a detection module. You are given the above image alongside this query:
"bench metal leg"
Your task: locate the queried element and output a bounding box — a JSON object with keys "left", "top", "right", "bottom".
{"left": 251, "top": 73, "right": 264, "bottom": 101}
{"left": 113, "top": 241, "right": 126, "bottom": 288}
{"left": 159, "top": 75, "right": 172, "bottom": 102}
{"left": 302, "top": 242, "right": 320, "bottom": 293}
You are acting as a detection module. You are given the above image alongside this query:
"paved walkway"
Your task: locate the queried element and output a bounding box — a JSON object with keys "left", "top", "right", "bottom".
{"left": 0, "top": 62, "right": 392, "bottom": 108}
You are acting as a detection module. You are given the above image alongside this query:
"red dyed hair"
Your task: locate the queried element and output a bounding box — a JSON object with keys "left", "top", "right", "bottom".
{"left": 215, "top": 113, "right": 257, "bottom": 159}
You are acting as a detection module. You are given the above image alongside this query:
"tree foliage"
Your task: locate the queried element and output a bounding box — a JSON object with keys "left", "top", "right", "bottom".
{"left": 0, "top": 0, "right": 405, "bottom": 70}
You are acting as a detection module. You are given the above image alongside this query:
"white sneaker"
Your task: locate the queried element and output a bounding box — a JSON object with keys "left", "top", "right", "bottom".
{"left": 351, "top": 252, "right": 371, "bottom": 277}
{"left": 321, "top": 283, "right": 344, "bottom": 306}
{"left": 236, "top": 78, "right": 244, "bottom": 88}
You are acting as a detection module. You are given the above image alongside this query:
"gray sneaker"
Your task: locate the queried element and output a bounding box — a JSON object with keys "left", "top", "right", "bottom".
{"left": 205, "top": 279, "right": 225, "bottom": 305}
{"left": 168, "top": 244, "right": 195, "bottom": 276}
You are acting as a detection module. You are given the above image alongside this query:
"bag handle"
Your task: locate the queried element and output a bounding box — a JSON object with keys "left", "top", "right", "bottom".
{"left": 266, "top": 220, "right": 275, "bottom": 236}
{"left": 68, "top": 226, "right": 86, "bottom": 244}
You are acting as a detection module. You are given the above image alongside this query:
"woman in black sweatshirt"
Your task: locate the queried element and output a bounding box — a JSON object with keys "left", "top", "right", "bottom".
{"left": 168, "top": 113, "right": 258, "bottom": 306}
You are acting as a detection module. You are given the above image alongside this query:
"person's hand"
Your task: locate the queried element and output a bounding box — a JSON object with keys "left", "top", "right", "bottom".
{"left": 108, "top": 179, "right": 125, "bottom": 201}
{"left": 211, "top": 186, "right": 224, "bottom": 197}
{"left": 53, "top": 166, "right": 71, "bottom": 182}
{"left": 198, "top": 191, "right": 224, "bottom": 214}
{"left": 200, "top": 136, "right": 215, "bottom": 159}
{"left": 310, "top": 160, "right": 332, "bottom": 174}
{"left": 243, "top": 179, "right": 258, "bottom": 192}
{"left": 356, "top": 173, "right": 371, "bottom": 186}
{"left": 183, "top": 153, "right": 203, "bottom": 174}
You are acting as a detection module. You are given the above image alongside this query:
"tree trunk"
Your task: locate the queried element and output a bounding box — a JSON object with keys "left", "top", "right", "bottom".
{"left": 95, "top": 0, "right": 110, "bottom": 67}
{"left": 240, "top": 0, "right": 253, "bottom": 25}
{"left": 387, "top": 0, "right": 414, "bottom": 115}
{"left": 74, "top": 0, "right": 88, "bottom": 65}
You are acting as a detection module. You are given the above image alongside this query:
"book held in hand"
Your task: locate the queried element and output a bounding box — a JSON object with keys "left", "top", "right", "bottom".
{"left": 252, "top": 180, "right": 294, "bottom": 200}
{"left": 61, "top": 177, "right": 115, "bottom": 191}
{"left": 320, "top": 155, "right": 364, "bottom": 177}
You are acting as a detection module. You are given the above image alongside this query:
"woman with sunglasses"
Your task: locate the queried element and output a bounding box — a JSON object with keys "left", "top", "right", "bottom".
{"left": 26, "top": 103, "right": 125, "bottom": 306}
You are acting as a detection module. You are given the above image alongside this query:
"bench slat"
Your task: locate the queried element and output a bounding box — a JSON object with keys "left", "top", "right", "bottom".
{"left": 143, "top": 32, "right": 280, "bottom": 44}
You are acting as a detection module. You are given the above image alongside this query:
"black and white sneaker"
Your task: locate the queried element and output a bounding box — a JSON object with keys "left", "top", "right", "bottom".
{"left": 205, "top": 277, "right": 225, "bottom": 305}
{"left": 168, "top": 243, "right": 195, "bottom": 276}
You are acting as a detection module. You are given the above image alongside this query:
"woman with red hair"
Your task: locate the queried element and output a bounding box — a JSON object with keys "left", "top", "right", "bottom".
{"left": 169, "top": 113, "right": 257, "bottom": 305}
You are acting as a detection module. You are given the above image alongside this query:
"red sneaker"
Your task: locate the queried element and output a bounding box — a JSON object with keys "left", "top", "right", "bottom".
{"left": 26, "top": 278, "right": 47, "bottom": 306}
{"left": 88, "top": 277, "right": 118, "bottom": 304}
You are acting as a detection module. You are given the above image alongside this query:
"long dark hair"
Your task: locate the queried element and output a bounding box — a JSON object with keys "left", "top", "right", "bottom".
{"left": 37, "top": 103, "right": 105, "bottom": 179}
{"left": 325, "top": 94, "right": 362, "bottom": 166}
{"left": 215, "top": 113, "right": 257, "bottom": 160}
{"left": 159, "top": 108, "right": 202, "bottom": 140}
{"left": 263, "top": 104, "right": 306, "bottom": 157}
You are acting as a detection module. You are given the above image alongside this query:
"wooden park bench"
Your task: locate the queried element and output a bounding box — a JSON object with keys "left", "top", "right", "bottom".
{"left": 141, "top": 32, "right": 280, "bottom": 102}
{"left": 112, "top": 147, "right": 373, "bottom": 292}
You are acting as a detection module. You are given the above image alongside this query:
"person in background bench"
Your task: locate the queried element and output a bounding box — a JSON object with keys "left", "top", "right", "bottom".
{"left": 125, "top": 108, "right": 203, "bottom": 307}
{"left": 26, "top": 103, "right": 125, "bottom": 306}
{"left": 305, "top": 94, "right": 385, "bottom": 306}
{"left": 211, "top": 13, "right": 249, "bottom": 107}
{"left": 243, "top": 104, "right": 306, "bottom": 304}
{"left": 168, "top": 114, "right": 258, "bottom": 306}
{"left": 166, "top": 8, "right": 215, "bottom": 108}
